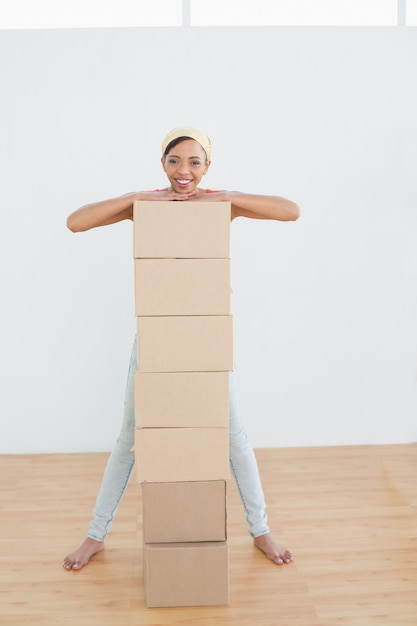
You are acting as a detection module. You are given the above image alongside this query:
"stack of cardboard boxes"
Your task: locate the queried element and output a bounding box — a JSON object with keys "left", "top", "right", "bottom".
{"left": 133, "top": 201, "right": 232, "bottom": 607}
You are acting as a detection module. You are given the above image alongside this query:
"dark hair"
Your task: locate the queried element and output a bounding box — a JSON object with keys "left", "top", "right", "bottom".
{"left": 163, "top": 136, "right": 207, "bottom": 159}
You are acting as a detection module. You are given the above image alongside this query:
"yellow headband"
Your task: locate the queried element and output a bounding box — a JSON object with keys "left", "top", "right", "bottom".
{"left": 161, "top": 127, "right": 212, "bottom": 161}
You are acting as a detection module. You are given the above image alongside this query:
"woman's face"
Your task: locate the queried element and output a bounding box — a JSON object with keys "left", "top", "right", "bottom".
{"left": 161, "top": 139, "right": 210, "bottom": 193}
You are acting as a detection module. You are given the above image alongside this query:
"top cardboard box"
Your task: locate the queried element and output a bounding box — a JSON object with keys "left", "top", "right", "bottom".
{"left": 133, "top": 201, "right": 230, "bottom": 258}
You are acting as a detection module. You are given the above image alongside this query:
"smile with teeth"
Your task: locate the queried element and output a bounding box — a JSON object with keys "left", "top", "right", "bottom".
{"left": 176, "top": 179, "right": 193, "bottom": 186}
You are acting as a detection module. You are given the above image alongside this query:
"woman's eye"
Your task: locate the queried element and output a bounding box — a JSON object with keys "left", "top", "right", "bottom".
{"left": 191, "top": 161, "right": 201, "bottom": 167}
{"left": 167, "top": 158, "right": 179, "bottom": 165}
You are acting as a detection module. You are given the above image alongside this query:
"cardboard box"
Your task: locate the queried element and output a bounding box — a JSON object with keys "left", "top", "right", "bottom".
{"left": 133, "top": 201, "right": 230, "bottom": 259}
{"left": 136, "top": 315, "right": 233, "bottom": 373}
{"left": 134, "top": 258, "right": 230, "bottom": 316}
{"left": 134, "top": 371, "right": 229, "bottom": 428}
{"left": 142, "top": 481, "right": 227, "bottom": 543}
{"left": 143, "top": 541, "right": 229, "bottom": 607}
{"left": 134, "top": 427, "right": 230, "bottom": 483}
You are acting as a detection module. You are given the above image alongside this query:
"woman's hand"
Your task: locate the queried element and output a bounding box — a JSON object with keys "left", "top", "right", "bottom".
{"left": 139, "top": 189, "right": 199, "bottom": 202}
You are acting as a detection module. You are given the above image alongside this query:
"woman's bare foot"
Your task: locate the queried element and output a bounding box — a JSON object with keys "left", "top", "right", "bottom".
{"left": 254, "top": 533, "right": 294, "bottom": 565}
{"left": 63, "top": 537, "right": 104, "bottom": 571}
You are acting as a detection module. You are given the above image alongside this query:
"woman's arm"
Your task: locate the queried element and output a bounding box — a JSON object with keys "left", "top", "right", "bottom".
{"left": 66, "top": 188, "right": 199, "bottom": 232}
{"left": 196, "top": 190, "right": 300, "bottom": 222}
{"left": 229, "top": 191, "right": 300, "bottom": 221}
{"left": 66, "top": 192, "right": 139, "bottom": 232}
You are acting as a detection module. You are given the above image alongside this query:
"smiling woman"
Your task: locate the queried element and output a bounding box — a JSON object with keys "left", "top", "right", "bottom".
{"left": 63, "top": 125, "right": 299, "bottom": 572}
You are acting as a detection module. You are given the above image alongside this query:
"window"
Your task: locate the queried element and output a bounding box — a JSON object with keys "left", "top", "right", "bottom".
{"left": 0, "top": 0, "right": 414, "bottom": 28}
{"left": 190, "top": 0, "right": 398, "bottom": 26}
{"left": 406, "top": 0, "right": 417, "bottom": 23}
{"left": 0, "top": 0, "right": 182, "bottom": 29}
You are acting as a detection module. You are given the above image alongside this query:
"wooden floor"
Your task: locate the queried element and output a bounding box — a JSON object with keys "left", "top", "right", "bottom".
{"left": 0, "top": 444, "right": 416, "bottom": 626}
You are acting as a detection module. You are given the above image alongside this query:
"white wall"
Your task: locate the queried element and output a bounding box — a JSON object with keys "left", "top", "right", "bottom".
{"left": 0, "top": 26, "right": 416, "bottom": 453}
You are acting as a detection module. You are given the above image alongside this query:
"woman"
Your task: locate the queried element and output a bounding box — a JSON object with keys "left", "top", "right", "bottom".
{"left": 63, "top": 127, "right": 299, "bottom": 571}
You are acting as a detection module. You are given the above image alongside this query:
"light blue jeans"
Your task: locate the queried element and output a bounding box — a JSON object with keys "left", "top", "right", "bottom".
{"left": 88, "top": 338, "right": 269, "bottom": 541}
